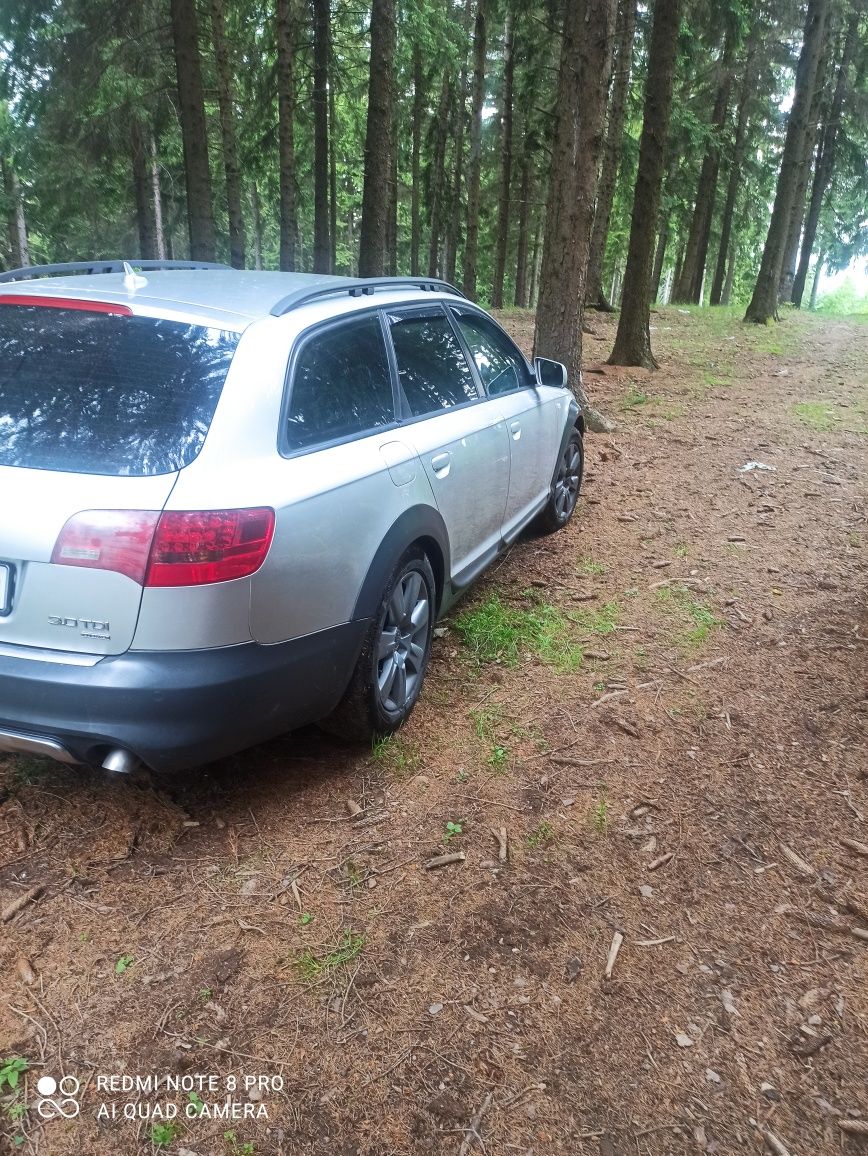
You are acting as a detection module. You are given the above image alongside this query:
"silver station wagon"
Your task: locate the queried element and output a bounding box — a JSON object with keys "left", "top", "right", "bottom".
{"left": 0, "top": 261, "right": 584, "bottom": 772}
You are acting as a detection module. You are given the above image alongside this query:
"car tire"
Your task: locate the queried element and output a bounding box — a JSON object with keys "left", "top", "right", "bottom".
{"left": 321, "top": 548, "right": 436, "bottom": 742}
{"left": 535, "top": 427, "right": 584, "bottom": 534}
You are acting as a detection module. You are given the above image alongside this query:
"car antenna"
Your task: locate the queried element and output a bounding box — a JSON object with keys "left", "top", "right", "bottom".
{"left": 122, "top": 261, "right": 148, "bottom": 292}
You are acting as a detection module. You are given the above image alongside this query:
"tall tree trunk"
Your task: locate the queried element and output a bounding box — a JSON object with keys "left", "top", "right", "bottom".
{"left": 131, "top": 119, "right": 158, "bottom": 259}
{"left": 462, "top": 0, "right": 488, "bottom": 298}
{"left": 710, "top": 35, "right": 758, "bottom": 305}
{"left": 210, "top": 0, "right": 246, "bottom": 268}
{"left": 445, "top": 0, "right": 474, "bottom": 285}
{"left": 609, "top": 0, "right": 683, "bottom": 367}
{"left": 491, "top": 10, "right": 515, "bottom": 308}
{"left": 744, "top": 0, "right": 830, "bottom": 323}
{"left": 514, "top": 146, "right": 533, "bottom": 307}
{"left": 329, "top": 61, "right": 338, "bottom": 273}
{"left": 149, "top": 134, "right": 167, "bottom": 261}
{"left": 793, "top": 6, "right": 858, "bottom": 307}
{"left": 387, "top": 121, "right": 398, "bottom": 276}
{"left": 277, "top": 0, "right": 297, "bottom": 270}
{"left": 586, "top": 0, "right": 638, "bottom": 309}
{"left": 2, "top": 159, "right": 29, "bottom": 267}
{"left": 358, "top": 0, "right": 396, "bottom": 277}
{"left": 410, "top": 42, "right": 424, "bottom": 275}
{"left": 650, "top": 216, "right": 669, "bottom": 302}
{"left": 250, "top": 183, "right": 263, "bottom": 269}
{"left": 672, "top": 25, "right": 736, "bottom": 303}
{"left": 722, "top": 231, "right": 736, "bottom": 304}
{"left": 427, "top": 74, "right": 451, "bottom": 277}
{"left": 312, "top": 0, "right": 331, "bottom": 271}
{"left": 809, "top": 247, "right": 824, "bottom": 308}
{"left": 169, "top": 0, "right": 216, "bottom": 262}
{"left": 170, "top": 0, "right": 216, "bottom": 261}
{"left": 779, "top": 19, "right": 833, "bottom": 302}
{"left": 529, "top": 212, "right": 542, "bottom": 306}
{"left": 534, "top": 0, "right": 616, "bottom": 429}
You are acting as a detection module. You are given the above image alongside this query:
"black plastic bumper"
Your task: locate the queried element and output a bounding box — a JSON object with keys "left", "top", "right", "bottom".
{"left": 0, "top": 621, "right": 369, "bottom": 772}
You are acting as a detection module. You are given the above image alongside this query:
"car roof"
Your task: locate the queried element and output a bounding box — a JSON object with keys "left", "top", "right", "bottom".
{"left": 0, "top": 271, "right": 463, "bottom": 331}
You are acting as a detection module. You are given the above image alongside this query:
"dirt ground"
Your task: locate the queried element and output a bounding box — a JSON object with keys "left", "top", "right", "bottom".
{"left": 1, "top": 305, "right": 866, "bottom": 1156}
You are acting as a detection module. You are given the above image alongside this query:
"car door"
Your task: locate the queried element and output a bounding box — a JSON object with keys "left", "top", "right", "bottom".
{"left": 450, "top": 305, "right": 564, "bottom": 541}
{"left": 385, "top": 304, "right": 511, "bottom": 586}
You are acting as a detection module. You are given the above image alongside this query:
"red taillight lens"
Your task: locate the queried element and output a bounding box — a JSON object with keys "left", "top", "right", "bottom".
{"left": 52, "top": 508, "right": 275, "bottom": 587}
{"left": 51, "top": 510, "right": 160, "bottom": 583}
{"left": 145, "top": 508, "right": 275, "bottom": 587}
{"left": 0, "top": 295, "right": 133, "bottom": 315}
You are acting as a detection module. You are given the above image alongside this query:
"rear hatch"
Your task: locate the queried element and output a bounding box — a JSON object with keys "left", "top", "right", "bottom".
{"left": 0, "top": 297, "right": 239, "bottom": 656}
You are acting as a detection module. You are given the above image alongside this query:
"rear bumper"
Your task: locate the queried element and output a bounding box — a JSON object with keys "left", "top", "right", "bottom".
{"left": 0, "top": 622, "right": 368, "bottom": 772}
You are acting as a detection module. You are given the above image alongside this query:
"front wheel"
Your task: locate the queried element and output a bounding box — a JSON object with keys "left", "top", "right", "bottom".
{"left": 535, "top": 428, "right": 584, "bottom": 534}
{"left": 321, "top": 549, "right": 436, "bottom": 742}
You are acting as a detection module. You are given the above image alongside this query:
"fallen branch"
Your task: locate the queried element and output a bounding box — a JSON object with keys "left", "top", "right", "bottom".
{"left": 750, "top": 1121, "right": 794, "bottom": 1156}
{"left": 425, "top": 852, "right": 466, "bottom": 870}
{"left": 780, "top": 843, "right": 815, "bottom": 877}
{"left": 458, "top": 1091, "right": 493, "bottom": 1156}
{"left": 647, "top": 852, "right": 674, "bottom": 872}
{"left": 839, "top": 1120, "right": 868, "bottom": 1135}
{"left": 841, "top": 838, "right": 868, "bottom": 858}
{"left": 492, "top": 828, "right": 508, "bottom": 863}
{"left": 1, "top": 884, "right": 45, "bottom": 923}
{"left": 604, "top": 931, "right": 624, "bottom": 979}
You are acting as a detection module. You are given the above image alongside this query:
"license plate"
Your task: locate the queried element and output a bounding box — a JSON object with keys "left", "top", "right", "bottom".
{"left": 0, "top": 563, "right": 11, "bottom": 616}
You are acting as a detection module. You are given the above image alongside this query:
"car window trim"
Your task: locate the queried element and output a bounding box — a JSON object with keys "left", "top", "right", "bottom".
{"left": 278, "top": 305, "right": 401, "bottom": 459}
{"left": 383, "top": 301, "right": 486, "bottom": 421}
{"left": 446, "top": 303, "right": 535, "bottom": 394}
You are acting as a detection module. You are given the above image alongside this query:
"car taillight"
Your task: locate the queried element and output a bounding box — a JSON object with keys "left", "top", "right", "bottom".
{"left": 146, "top": 508, "right": 275, "bottom": 587}
{"left": 51, "top": 510, "right": 160, "bottom": 583}
{"left": 52, "top": 508, "right": 275, "bottom": 587}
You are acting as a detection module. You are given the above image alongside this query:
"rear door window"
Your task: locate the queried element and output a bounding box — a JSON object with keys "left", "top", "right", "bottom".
{"left": 387, "top": 310, "right": 480, "bottom": 417}
{"left": 284, "top": 314, "right": 395, "bottom": 451}
{"left": 0, "top": 304, "right": 238, "bottom": 476}
{"left": 452, "top": 307, "right": 532, "bottom": 396}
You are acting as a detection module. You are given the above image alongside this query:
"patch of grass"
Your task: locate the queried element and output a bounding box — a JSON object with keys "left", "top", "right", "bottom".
{"left": 526, "top": 820, "right": 555, "bottom": 850}
{"left": 589, "top": 793, "right": 610, "bottom": 835}
{"left": 674, "top": 543, "right": 689, "bottom": 558}
{"left": 295, "top": 931, "right": 365, "bottom": 982}
{"left": 470, "top": 705, "right": 502, "bottom": 740}
{"left": 114, "top": 954, "right": 134, "bottom": 975}
{"left": 488, "top": 744, "right": 509, "bottom": 771}
{"left": 341, "top": 859, "right": 364, "bottom": 893}
{"left": 656, "top": 584, "right": 722, "bottom": 645}
{"left": 792, "top": 401, "right": 839, "bottom": 431}
{"left": 151, "top": 1122, "right": 179, "bottom": 1147}
{"left": 370, "top": 733, "right": 419, "bottom": 777}
{"left": 455, "top": 595, "right": 583, "bottom": 671}
{"left": 580, "top": 557, "right": 606, "bottom": 576}
{"left": 225, "top": 1132, "right": 256, "bottom": 1156}
{"left": 3, "top": 755, "right": 48, "bottom": 789}
{"left": 570, "top": 600, "right": 619, "bottom": 635}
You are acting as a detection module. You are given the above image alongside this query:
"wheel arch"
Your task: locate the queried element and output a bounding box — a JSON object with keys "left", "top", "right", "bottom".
{"left": 352, "top": 505, "right": 451, "bottom": 622}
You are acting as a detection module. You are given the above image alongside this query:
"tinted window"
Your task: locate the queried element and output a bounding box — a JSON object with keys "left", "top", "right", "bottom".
{"left": 388, "top": 311, "right": 478, "bottom": 417}
{"left": 453, "top": 308, "right": 530, "bottom": 396}
{"left": 286, "top": 315, "right": 394, "bottom": 450}
{"left": 0, "top": 305, "right": 238, "bottom": 476}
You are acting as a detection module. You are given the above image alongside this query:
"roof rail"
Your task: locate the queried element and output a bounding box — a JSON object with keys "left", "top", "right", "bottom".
{"left": 269, "top": 276, "right": 466, "bottom": 317}
{"left": 0, "top": 259, "right": 231, "bottom": 284}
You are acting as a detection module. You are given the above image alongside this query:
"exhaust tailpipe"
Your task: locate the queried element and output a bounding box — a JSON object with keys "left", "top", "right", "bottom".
{"left": 101, "top": 748, "right": 141, "bottom": 775}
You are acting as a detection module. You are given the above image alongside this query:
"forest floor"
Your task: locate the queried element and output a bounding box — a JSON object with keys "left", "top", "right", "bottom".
{"left": 0, "top": 305, "right": 866, "bottom": 1156}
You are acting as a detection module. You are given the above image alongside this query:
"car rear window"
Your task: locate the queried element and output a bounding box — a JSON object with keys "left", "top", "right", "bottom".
{"left": 0, "top": 305, "right": 239, "bottom": 476}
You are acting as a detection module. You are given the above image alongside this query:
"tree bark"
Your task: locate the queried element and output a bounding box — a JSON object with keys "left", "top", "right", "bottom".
{"left": 609, "top": 0, "right": 683, "bottom": 367}
{"left": 170, "top": 0, "right": 216, "bottom": 261}
{"left": 462, "top": 0, "right": 487, "bottom": 298}
{"left": 427, "top": 74, "right": 451, "bottom": 277}
{"left": 793, "top": 5, "right": 858, "bottom": 307}
{"left": 744, "top": 0, "right": 830, "bottom": 323}
{"left": 251, "top": 183, "right": 263, "bottom": 270}
{"left": 586, "top": 0, "right": 638, "bottom": 309}
{"left": 312, "top": 0, "right": 331, "bottom": 271}
{"left": 491, "top": 9, "right": 515, "bottom": 308}
{"left": 410, "top": 42, "right": 424, "bottom": 275}
{"left": 358, "top": 0, "right": 396, "bottom": 277}
{"left": 672, "top": 24, "right": 736, "bottom": 304}
{"left": 131, "top": 119, "right": 158, "bottom": 259}
{"left": 210, "top": 0, "right": 246, "bottom": 268}
{"left": 534, "top": 0, "right": 616, "bottom": 430}
{"left": 387, "top": 120, "right": 398, "bottom": 276}
{"left": 809, "top": 247, "right": 824, "bottom": 308}
{"left": 445, "top": 0, "right": 474, "bottom": 285}
{"left": 514, "top": 145, "right": 533, "bottom": 307}
{"left": 277, "top": 0, "right": 297, "bottom": 270}
{"left": 150, "top": 133, "right": 167, "bottom": 261}
{"left": 710, "top": 35, "right": 758, "bottom": 305}
{"left": 329, "top": 57, "right": 338, "bottom": 273}
{"left": 2, "top": 159, "right": 29, "bottom": 268}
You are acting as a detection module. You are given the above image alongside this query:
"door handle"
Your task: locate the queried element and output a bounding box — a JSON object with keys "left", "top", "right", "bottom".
{"left": 431, "top": 452, "right": 451, "bottom": 478}
{"left": 509, "top": 420, "right": 522, "bottom": 440}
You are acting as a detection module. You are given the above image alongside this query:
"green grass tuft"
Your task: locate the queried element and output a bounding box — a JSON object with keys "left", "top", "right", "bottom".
{"left": 295, "top": 932, "right": 365, "bottom": 982}
{"left": 455, "top": 595, "right": 583, "bottom": 671}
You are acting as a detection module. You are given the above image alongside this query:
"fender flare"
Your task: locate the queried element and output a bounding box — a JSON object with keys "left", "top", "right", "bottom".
{"left": 551, "top": 398, "right": 583, "bottom": 486}
{"left": 352, "top": 505, "right": 451, "bottom": 622}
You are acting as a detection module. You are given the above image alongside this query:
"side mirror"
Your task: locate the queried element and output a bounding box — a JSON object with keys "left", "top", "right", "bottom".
{"left": 534, "top": 356, "right": 568, "bottom": 389}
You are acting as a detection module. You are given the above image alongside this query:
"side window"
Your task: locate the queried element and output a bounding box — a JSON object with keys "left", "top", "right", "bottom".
{"left": 452, "top": 308, "right": 531, "bottom": 397}
{"left": 285, "top": 315, "right": 394, "bottom": 451}
{"left": 388, "top": 311, "right": 479, "bottom": 417}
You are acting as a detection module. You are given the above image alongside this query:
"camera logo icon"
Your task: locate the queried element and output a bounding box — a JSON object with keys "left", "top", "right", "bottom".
{"left": 36, "top": 1075, "right": 81, "bottom": 1119}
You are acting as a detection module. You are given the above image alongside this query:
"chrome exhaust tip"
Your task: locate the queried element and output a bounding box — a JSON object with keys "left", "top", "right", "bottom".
{"left": 101, "top": 748, "right": 140, "bottom": 775}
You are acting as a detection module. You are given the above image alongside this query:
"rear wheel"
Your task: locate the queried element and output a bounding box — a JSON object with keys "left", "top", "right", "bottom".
{"left": 535, "top": 428, "right": 584, "bottom": 533}
{"left": 322, "top": 549, "right": 436, "bottom": 742}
